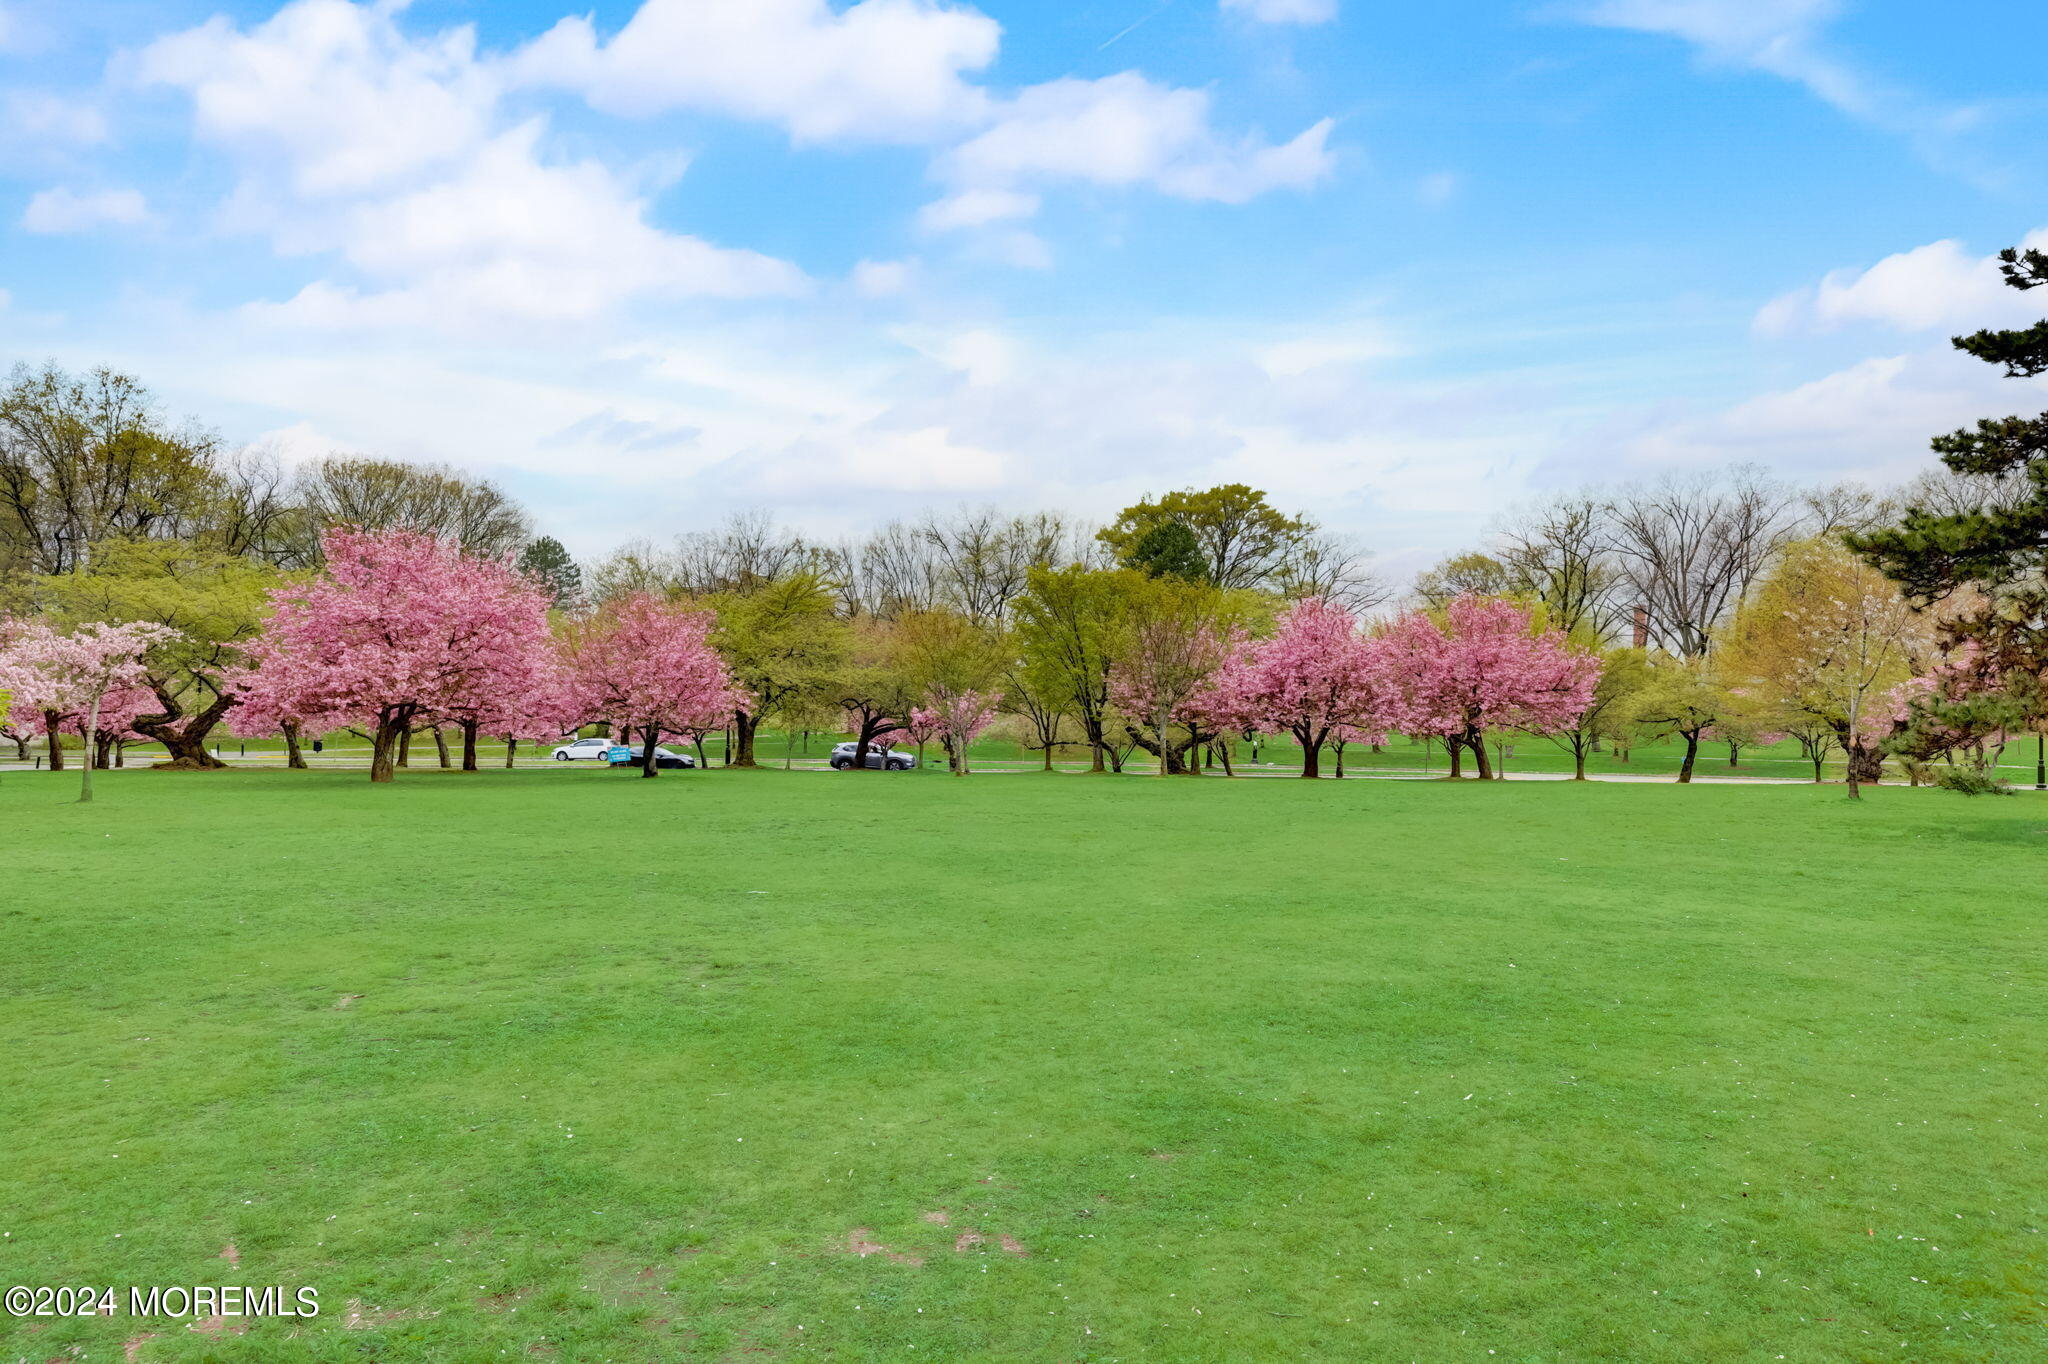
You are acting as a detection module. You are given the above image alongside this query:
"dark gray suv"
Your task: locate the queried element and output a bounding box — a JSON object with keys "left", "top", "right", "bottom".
{"left": 829, "top": 741, "right": 916, "bottom": 771}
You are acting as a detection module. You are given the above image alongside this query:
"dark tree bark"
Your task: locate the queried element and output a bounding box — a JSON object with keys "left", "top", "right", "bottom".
{"left": 370, "top": 709, "right": 412, "bottom": 783}
{"left": 1467, "top": 729, "right": 1494, "bottom": 781}
{"left": 282, "top": 720, "right": 307, "bottom": 770}
{"left": 397, "top": 728, "right": 412, "bottom": 768}
{"left": 43, "top": 711, "right": 65, "bottom": 770}
{"left": 432, "top": 726, "right": 452, "bottom": 769}
{"left": 730, "top": 709, "right": 759, "bottom": 767}
{"left": 460, "top": 720, "right": 480, "bottom": 772}
{"left": 504, "top": 738, "right": 518, "bottom": 769}
{"left": 1845, "top": 742, "right": 1885, "bottom": 796}
{"left": 640, "top": 724, "right": 662, "bottom": 778}
{"left": 1676, "top": 733, "right": 1699, "bottom": 784}
{"left": 128, "top": 683, "right": 232, "bottom": 770}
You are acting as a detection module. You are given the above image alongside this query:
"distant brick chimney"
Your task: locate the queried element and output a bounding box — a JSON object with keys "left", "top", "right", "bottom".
{"left": 1632, "top": 603, "right": 1649, "bottom": 649}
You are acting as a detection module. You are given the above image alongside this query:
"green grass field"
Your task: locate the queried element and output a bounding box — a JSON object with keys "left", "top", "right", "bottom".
{"left": 3, "top": 768, "right": 2045, "bottom": 1361}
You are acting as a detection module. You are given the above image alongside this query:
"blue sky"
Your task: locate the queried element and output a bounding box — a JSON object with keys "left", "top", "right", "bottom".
{"left": 3, "top": 0, "right": 2045, "bottom": 578}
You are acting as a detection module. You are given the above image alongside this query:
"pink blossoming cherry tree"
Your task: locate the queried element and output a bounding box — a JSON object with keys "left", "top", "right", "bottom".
{"left": 566, "top": 593, "right": 746, "bottom": 779}
{"left": 240, "top": 527, "right": 561, "bottom": 783}
{"left": 1374, "top": 595, "right": 1601, "bottom": 780}
{"left": 0, "top": 618, "right": 179, "bottom": 801}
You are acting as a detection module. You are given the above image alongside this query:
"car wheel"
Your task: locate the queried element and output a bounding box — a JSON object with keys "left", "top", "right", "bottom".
{"left": 554, "top": 752, "right": 569, "bottom": 761}
{"left": 830, "top": 758, "right": 848, "bottom": 770}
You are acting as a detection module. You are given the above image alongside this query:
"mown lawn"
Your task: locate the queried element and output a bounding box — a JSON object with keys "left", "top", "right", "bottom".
{"left": 2, "top": 768, "right": 2044, "bottom": 1361}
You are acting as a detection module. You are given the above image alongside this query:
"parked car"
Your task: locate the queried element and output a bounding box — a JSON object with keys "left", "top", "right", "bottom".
{"left": 829, "top": 741, "right": 916, "bottom": 771}
{"left": 608, "top": 745, "right": 695, "bottom": 770}
{"left": 552, "top": 736, "right": 615, "bottom": 762}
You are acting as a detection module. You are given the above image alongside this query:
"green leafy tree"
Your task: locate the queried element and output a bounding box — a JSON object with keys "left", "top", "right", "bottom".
{"left": 1630, "top": 654, "right": 1731, "bottom": 784}
{"left": 1850, "top": 245, "right": 2048, "bottom": 703}
{"left": 516, "top": 536, "right": 583, "bottom": 607}
{"left": 709, "top": 570, "right": 847, "bottom": 767}
{"left": 1544, "top": 644, "right": 1648, "bottom": 780}
{"left": 1013, "top": 564, "right": 1142, "bottom": 772}
{"left": 37, "top": 539, "right": 278, "bottom": 769}
{"left": 1123, "top": 520, "right": 1209, "bottom": 581}
{"left": 1097, "top": 484, "right": 1308, "bottom": 590}
{"left": 1413, "top": 551, "right": 1523, "bottom": 611}
{"left": 0, "top": 363, "right": 222, "bottom": 575}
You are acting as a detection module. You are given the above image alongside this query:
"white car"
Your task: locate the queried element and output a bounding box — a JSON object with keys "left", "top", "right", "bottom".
{"left": 552, "top": 736, "right": 616, "bottom": 762}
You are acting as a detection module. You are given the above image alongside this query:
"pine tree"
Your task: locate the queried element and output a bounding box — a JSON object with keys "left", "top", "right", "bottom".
{"left": 1849, "top": 246, "right": 2048, "bottom": 691}
{"left": 516, "top": 536, "right": 583, "bottom": 607}
{"left": 1123, "top": 520, "right": 1209, "bottom": 582}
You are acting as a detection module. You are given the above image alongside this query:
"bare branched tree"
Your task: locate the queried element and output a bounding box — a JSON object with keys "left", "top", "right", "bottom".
{"left": 292, "top": 455, "right": 532, "bottom": 560}
{"left": 1494, "top": 492, "right": 1619, "bottom": 637}
{"left": 1603, "top": 466, "right": 1801, "bottom": 655}
{"left": 1279, "top": 530, "right": 1391, "bottom": 613}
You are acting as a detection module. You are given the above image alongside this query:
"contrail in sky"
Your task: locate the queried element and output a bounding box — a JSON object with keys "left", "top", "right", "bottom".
{"left": 1100, "top": 0, "right": 1174, "bottom": 51}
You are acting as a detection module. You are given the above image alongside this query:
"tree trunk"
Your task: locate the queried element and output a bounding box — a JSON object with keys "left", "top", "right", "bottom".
{"left": 1573, "top": 743, "right": 1587, "bottom": 781}
{"left": 1728, "top": 742, "right": 1740, "bottom": 767}
{"left": 641, "top": 725, "right": 662, "bottom": 778}
{"left": 283, "top": 720, "right": 307, "bottom": 770}
{"left": 1446, "top": 738, "right": 1462, "bottom": 779}
{"left": 461, "top": 720, "right": 480, "bottom": 772}
{"left": 8, "top": 733, "right": 26, "bottom": 761}
{"left": 1845, "top": 742, "right": 1884, "bottom": 795}
{"left": 397, "top": 728, "right": 412, "bottom": 768}
{"left": 1086, "top": 715, "right": 1106, "bottom": 773}
{"left": 370, "top": 715, "right": 405, "bottom": 783}
{"left": 1298, "top": 731, "right": 1321, "bottom": 779}
{"left": 1468, "top": 730, "right": 1494, "bottom": 781}
{"left": 504, "top": 738, "right": 518, "bottom": 769}
{"left": 433, "top": 727, "right": 452, "bottom": 769}
{"left": 79, "top": 696, "right": 100, "bottom": 803}
{"left": 44, "top": 711, "right": 66, "bottom": 771}
{"left": 93, "top": 732, "right": 115, "bottom": 769}
{"left": 1811, "top": 752, "right": 1824, "bottom": 783}
{"left": 1677, "top": 733, "right": 1698, "bottom": 784}
{"left": 731, "top": 710, "right": 758, "bottom": 767}
{"left": 128, "top": 685, "right": 234, "bottom": 770}
{"left": 1219, "top": 741, "right": 1235, "bottom": 777}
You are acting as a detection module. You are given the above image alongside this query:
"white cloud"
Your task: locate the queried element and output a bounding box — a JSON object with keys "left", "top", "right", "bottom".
{"left": 1755, "top": 230, "right": 2048, "bottom": 336}
{"left": 21, "top": 186, "right": 150, "bottom": 233}
{"left": 926, "top": 73, "right": 1333, "bottom": 231}
{"left": 917, "top": 187, "right": 1039, "bottom": 232}
{"left": 1221, "top": 0, "right": 1339, "bottom": 24}
{"left": 1583, "top": 344, "right": 2042, "bottom": 486}
{"left": 138, "top": 1, "right": 497, "bottom": 198}
{"left": 139, "top": 0, "right": 803, "bottom": 326}
{"left": 1574, "top": 0, "right": 1977, "bottom": 170}
{"left": 506, "top": 0, "right": 999, "bottom": 144}
{"left": 1416, "top": 170, "right": 1459, "bottom": 207}
{"left": 3, "top": 92, "right": 110, "bottom": 147}
{"left": 850, "top": 258, "right": 917, "bottom": 297}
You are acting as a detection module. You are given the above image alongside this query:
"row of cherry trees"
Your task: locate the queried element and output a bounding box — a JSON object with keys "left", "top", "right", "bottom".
{"left": 5, "top": 526, "right": 1605, "bottom": 790}
{"left": 1109, "top": 594, "right": 1602, "bottom": 779}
